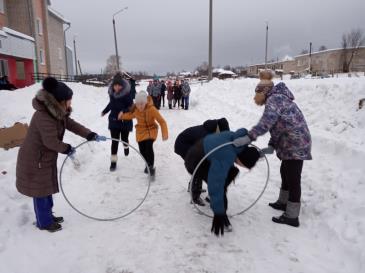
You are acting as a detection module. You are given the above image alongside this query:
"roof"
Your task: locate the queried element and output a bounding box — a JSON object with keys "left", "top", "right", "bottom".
{"left": 48, "top": 7, "right": 70, "bottom": 24}
{"left": 2, "top": 27, "right": 35, "bottom": 42}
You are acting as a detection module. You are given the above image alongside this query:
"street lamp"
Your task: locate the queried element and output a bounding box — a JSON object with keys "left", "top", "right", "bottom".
{"left": 208, "top": 0, "right": 213, "bottom": 81}
{"left": 113, "top": 6, "right": 128, "bottom": 72}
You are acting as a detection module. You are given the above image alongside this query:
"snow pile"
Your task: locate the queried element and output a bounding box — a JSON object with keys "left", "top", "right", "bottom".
{"left": 0, "top": 77, "right": 364, "bottom": 273}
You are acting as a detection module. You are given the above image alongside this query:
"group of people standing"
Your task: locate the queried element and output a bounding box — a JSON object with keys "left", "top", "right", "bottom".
{"left": 147, "top": 78, "right": 191, "bottom": 110}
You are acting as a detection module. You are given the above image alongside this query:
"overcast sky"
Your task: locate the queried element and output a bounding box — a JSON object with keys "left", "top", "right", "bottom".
{"left": 51, "top": 0, "right": 365, "bottom": 74}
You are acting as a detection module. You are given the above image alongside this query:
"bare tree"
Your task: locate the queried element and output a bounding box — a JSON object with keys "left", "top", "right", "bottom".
{"left": 318, "top": 45, "right": 327, "bottom": 51}
{"left": 341, "top": 29, "right": 365, "bottom": 72}
{"left": 195, "top": 62, "right": 209, "bottom": 76}
{"left": 105, "top": 55, "right": 121, "bottom": 75}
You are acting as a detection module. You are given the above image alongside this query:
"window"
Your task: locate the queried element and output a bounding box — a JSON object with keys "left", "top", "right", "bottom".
{"left": 0, "top": 59, "right": 9, "bottom": 77}
{"left": 58, "top": 48, "right": 62, "bottom": 60}
{"left": 39, "top": 49, "right": 45, "bottom": 65}
{"left": 36, "top": 18, "right": 43, "bottom": 35}
{"left": 0, "top": 0, "right": 4, "bottom": 14}
{"left": 16, "top": 61, "right": 25, "bottom": 80}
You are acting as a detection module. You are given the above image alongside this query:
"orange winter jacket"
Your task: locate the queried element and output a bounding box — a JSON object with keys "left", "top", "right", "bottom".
{"left": 119, "top": 96, "right": 168, "bottom": 142}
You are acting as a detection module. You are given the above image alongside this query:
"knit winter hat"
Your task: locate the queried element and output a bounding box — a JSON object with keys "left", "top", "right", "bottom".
{"left": 255, "top": 70, "right": 274, "bottom": 94}
{"left": 135, "top": 91, "right": 148, "bottom": 104}
{"left": 42, "top": 77, "right": 73, "bottom": 102}
{"left": 237, "top": 147, "right": 260, "bottom": 169}
{"left": 112, "top": 72, "right": 124, "bottom": 86}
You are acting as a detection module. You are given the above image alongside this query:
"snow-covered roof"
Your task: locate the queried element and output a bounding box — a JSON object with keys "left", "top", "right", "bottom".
{"left": 219, "top": 70, "right": 237, "bottom": 75}
{"left": 2, "top": 27, "right": 35, "bottom": 42}
{"left": 48, "top": 7, "right": 70, "bottom": 24}
{"left": 282, "top": 55, "right": 294, "bottom": 61}
{"left": 295, "top": 46, "right": 365, "bottom": 58}
{"left": 179, "top": 71, "right": 192, "bottom": 76}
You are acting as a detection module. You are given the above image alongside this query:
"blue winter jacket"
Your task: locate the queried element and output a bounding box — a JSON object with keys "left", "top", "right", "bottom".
{"left": 102, "top": 80, "right": 133, "bottom": 131}
{"left": 203, "top": 128, "right": 248, "bottom": 214}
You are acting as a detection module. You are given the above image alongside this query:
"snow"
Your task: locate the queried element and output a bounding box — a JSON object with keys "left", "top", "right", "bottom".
{"left": 2, "top": 27, "right": 35, "bottom": 42}
{"left": 1, "top": 77, "right": 365, "bottom": 273}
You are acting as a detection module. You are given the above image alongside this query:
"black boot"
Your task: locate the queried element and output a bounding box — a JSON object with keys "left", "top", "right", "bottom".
{"left": 110, "top": 162, "right": 117, "bottom": 172}
{"left": 124, "top": 147, "right": 129, "bottom": 156}
{"left": 110, "top": 155, "right": 118, "bottom": 172}
{"left": 269, "top": 201, "right": 287, "bottom": 211}
{"left": 272, "top": 214, "right": 299, "bottom": 227}
{"left": 52, "top": 215, "right": 64, "bottom": 224}
{"left": 39, "top": 222, "right": 62, "bottom": 233}
{"left": 149, "top": 166, "right": 156, "bottom": 177}
{"left": 192, "top": 196, "right": 205, "bottom": 206}
{"left": 224, "top": 215, "right": 233, "bottom": 232}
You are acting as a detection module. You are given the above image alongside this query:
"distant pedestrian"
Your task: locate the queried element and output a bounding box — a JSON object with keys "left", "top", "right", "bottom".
{"left": 181, "top": 79, "right": 191, "bottom": 110}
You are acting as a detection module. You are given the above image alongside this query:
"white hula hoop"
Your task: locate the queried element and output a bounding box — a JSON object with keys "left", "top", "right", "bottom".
{"left": 189, "top": 142, "right": 270, "bottom": 218}
{"left": 59, "top": 138, "right": 152, "bottom": 221}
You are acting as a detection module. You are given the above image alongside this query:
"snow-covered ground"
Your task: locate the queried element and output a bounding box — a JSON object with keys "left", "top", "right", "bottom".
{"left": 0, "top": 77, "right": 364, "bottom": 273}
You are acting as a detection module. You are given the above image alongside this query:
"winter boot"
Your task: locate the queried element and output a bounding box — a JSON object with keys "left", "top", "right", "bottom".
{"left": 269, "top": 189, "right": 288, "bottom": 211}
{"left": 192, "top": 197, "right": 205, "bottom": 206}
{"left": 39, "top": 222, "right": 62, "bottom": 233}
{"left": 124, "top": 147, "right": 129, "bottom": 156}
{"left": 148, "top": 166, "right": 156, "bottom": 177}
{"left": 110, "top": 155, "right": 118, "bottom": 172}
{"left": 272, "top": 201, "right": 300, "bottom": 227}
{"left": 52, "top": 215, "right": 64, "bottom": 224}
{"left": 224, "top": 215, "right": 233, "bottom": 232}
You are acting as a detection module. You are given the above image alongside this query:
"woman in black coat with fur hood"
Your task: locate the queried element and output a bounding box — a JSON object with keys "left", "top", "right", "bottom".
{"left": 102, "top": 73, "right": 134, "bottom": 171}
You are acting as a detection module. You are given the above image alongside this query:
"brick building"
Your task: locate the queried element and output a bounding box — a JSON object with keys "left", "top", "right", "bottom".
{"left": 0, "top": 0, "right": 72, "bottom": 88}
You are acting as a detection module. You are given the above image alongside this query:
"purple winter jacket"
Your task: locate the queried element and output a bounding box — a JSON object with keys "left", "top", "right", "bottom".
{"left": 249, "top": 82, "right": 312, "bottom": 160}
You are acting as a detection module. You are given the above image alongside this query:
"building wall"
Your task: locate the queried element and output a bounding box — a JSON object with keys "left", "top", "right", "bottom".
{"left": 0, "top": 54, "right": 34, "bottom": 87}
{"left": 4, "top": 0, "right": 32, "bottom": 36}
{"left": 32, "top": 0, "right": 49, "bottom": 74}
{"left": 48, "top": 13, "right": 66, "bottom": 75}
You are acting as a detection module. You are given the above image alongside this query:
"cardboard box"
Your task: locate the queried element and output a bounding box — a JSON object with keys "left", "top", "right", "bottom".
{"left": 0, "top": 123, "right": 28, "bottom": 150}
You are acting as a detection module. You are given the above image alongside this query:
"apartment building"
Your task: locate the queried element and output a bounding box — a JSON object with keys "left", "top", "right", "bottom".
{"left": 0, "top": 0, "right": 72, "bottom": 88}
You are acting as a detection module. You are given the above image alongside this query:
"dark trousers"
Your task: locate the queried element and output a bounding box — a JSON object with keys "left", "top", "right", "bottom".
{"left": 138, "top": 139, "right": 155, "bottom": 167}
{"left": 182, "top": 96, "right": 189, "bottom": 110}
{"left": 280, "top": 160, "right": 304, "bottom": 202}
{"left": 110, "top": 129, "right": 130, "bottom": 155}
{"left": 152, "top": 96, "right": 161, "bottom": 109}
{"left": 33, "top": 195, "right": 53, "bottom": 228}
{"left": 173, "top": 97, "right": 181, "bottom": 108}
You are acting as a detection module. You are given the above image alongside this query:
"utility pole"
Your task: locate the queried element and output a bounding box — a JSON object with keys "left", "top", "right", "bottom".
{"left": 208, "top": 0, "right": 213, "bottom": 81}
{"left": 265, "top": 22, "right": 269, "bottom": 69}
{"left": 113, "top": 7, "right": 128, "bottom": 73}
{"left": 73, "top": 36, "right": 78, "bottom": 76}
{"left": 309, "top": 42, "right": 312, "bottom": 74}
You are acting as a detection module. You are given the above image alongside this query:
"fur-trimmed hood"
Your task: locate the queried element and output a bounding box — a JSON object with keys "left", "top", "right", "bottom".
{"left": 108, "top": 78, "right": 131, "bottom": 99}
{"left": 32, "top": 90, "right": 68, "bottom": 120}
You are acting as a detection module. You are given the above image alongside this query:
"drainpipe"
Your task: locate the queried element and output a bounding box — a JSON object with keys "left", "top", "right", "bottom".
{"left": 63, "top": 22, "right": 71, "bottom": 78}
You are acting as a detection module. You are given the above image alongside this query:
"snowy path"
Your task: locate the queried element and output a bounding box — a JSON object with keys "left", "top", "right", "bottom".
{"left": 0, "top": 78, "right": 364, "bottom": 273}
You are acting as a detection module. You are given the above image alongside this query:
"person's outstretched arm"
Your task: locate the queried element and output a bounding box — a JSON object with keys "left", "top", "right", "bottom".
{"left": 152, "top": 108, "right": 168, "bottom": 140}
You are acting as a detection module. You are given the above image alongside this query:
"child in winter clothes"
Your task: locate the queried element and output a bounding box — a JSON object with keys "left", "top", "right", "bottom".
{"left": 175, "top": 118, "right": 230, "bottom": 206}
{"left": 181, "top": 80, "right": 191, "bottom": 110}
{"left": 16, "top": 77, "right": 102, "bottom": 232}
{"left": 234, "top": 70, "right": 312, "bottom": 227}
{"left": 118, "top": 91, "right": 168, "bottom": 176}
{"left": 184, "top": 128, "right": 260, "bottom": 236}
{"left": 102, "top": 73, "right": 133, "bottom": 171}
{"left": 166, "top": 81, "right": 174, "bottom": 109}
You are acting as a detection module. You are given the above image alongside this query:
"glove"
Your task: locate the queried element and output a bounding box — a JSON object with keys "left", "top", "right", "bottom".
{"left": 233, "top": 135, "right": 251, "bottom": 147}
{"left": 63, "top": 145, "right": 76, "bottom": 157}
{"left": 211, "top": 214, "right": 226, "bottom": 237}
{"left": 260, "top": 146, "right": 274, "bottom": 157}
{"left": 86, "top": 132, "right": 107, "bottom": 142}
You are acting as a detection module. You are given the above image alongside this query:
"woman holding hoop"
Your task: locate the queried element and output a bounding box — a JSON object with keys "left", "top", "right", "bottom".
{"left": 184, "top": 128, "right": 260, "bottom": 237}
{"left": 234, "top": 70, "right": 312, "bottom": 228}
{"left": 16, "top": 77, "right": 102, "bottom": 232}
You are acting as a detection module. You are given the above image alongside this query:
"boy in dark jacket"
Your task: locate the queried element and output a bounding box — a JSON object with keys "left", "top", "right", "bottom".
{"left": 102, "top": 73, "right": 134, "bottom": 171}
{"left": 184, "top": 128, "right": 260, "bottom": 236}
{"left": 175, "top": 118, "right": 230, "bottom": 205}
